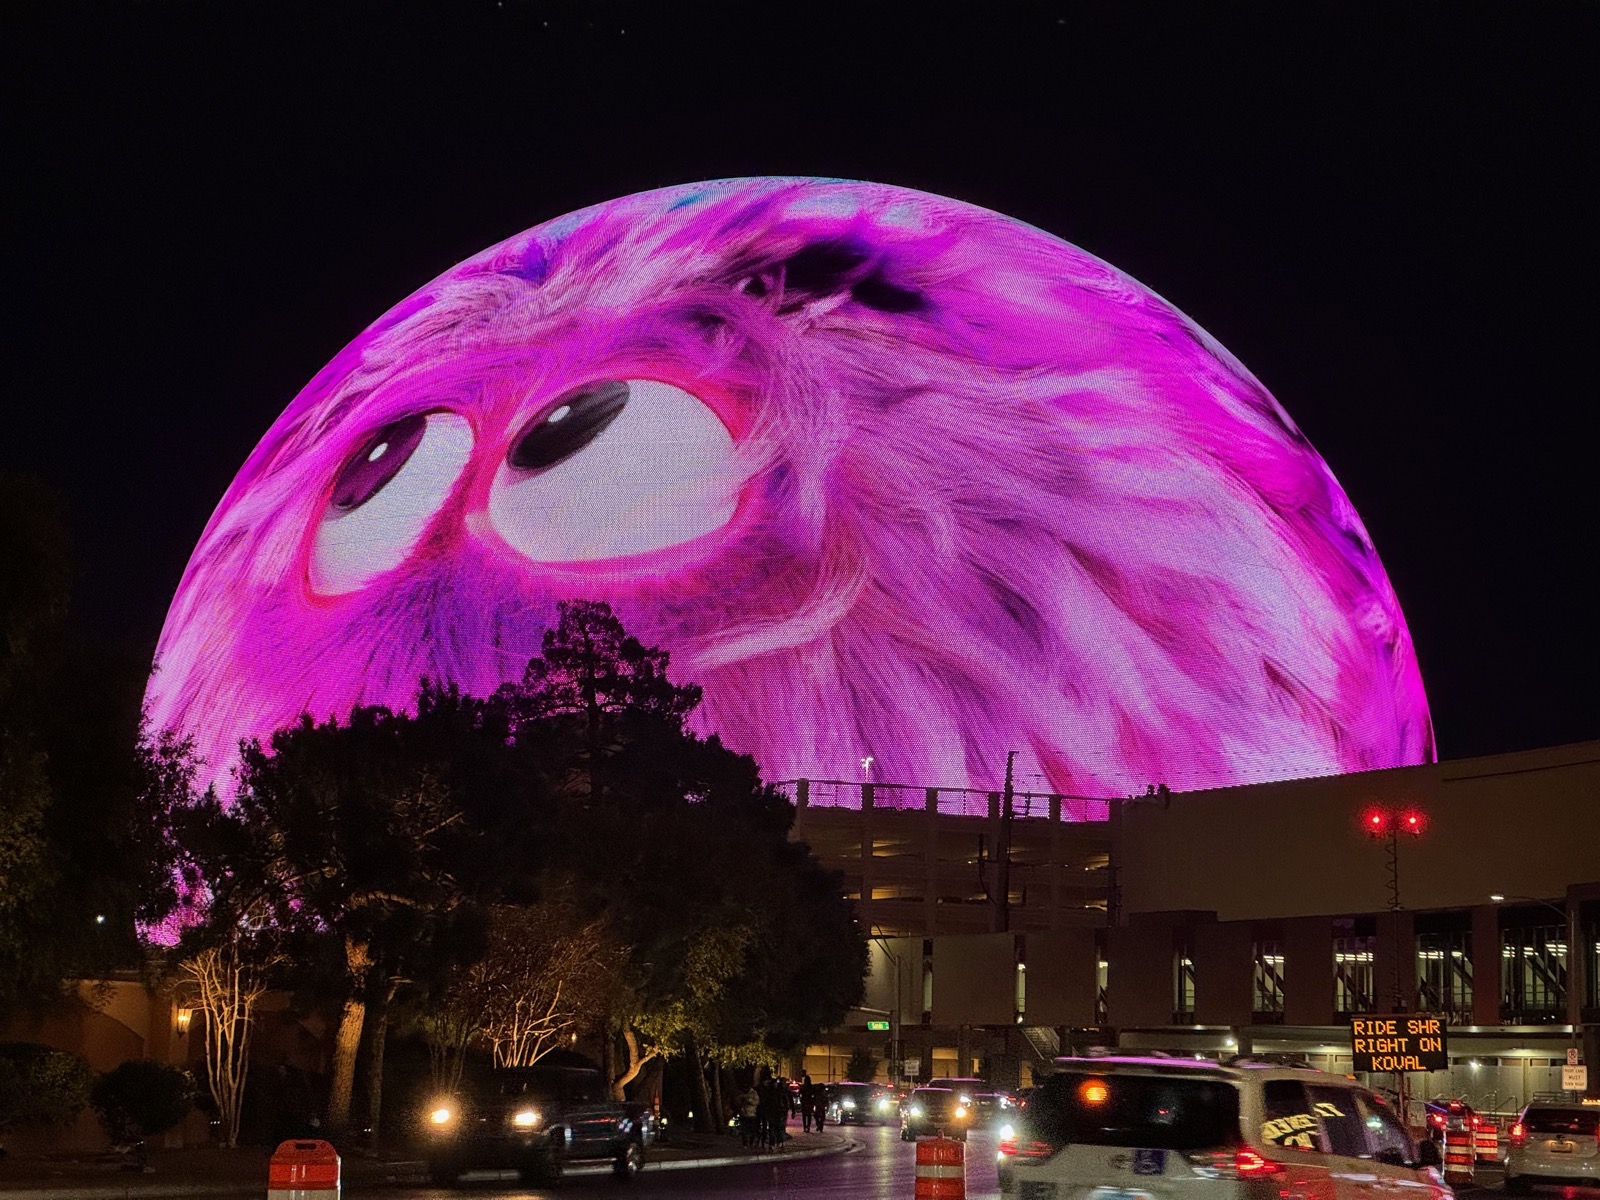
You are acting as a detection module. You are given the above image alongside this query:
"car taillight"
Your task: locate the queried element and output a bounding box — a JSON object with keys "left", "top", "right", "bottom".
{"left": 1186, "top": 1148, "right": 1285, "bottom": 1179}
{"left": 1509, "top": 1122, "right": 1526, "bottom": 1148}
{"left": 997, "top": 1131, "right": 1054, "bottom": 1159}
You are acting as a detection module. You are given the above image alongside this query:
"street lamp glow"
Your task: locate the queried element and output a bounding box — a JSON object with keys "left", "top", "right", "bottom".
{"left": 1490, "top": 893, "right": 1506, "bottom": 902}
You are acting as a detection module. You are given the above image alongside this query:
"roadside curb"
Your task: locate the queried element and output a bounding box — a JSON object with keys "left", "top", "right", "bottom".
{"left": 0, "top": 1136, "right": 857, "bottom": 1198}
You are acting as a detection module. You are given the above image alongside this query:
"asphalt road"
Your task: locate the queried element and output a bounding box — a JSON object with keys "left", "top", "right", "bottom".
{"left": 372, "top": 1129, "right": 1518, "bottom": 1200}
{"left": 377, "top": 1124, "right": 1004, "bottom": 1199}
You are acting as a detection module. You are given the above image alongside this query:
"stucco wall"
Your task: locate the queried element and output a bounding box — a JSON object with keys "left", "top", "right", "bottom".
{"left": 1115, "top": 741, "right": 1600, "bottom": 921}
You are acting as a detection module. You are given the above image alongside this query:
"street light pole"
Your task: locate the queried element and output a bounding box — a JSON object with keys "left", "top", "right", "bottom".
{"left": 871, "top": 925, "right": 903, "bottom": 1084}
{"left": 1363, "top": 805, "right": 1427, "bottom": 1125}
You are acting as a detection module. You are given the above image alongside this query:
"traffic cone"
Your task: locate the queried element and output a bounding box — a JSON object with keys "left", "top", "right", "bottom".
{"left": 914, "top": 1135, "right": 965, "bottom": 1200}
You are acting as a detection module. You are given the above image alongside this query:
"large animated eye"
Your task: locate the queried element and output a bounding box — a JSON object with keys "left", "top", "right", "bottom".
{"left": 488, "top": 379, "right": 740, "bottom": 563}
{"left": 310, "top": 412, "right": 473, "bottom": 595}
{"left": 508, "top": 380, "right": 629, "bottom": 472}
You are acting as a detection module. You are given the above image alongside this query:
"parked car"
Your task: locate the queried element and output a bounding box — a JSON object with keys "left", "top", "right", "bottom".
{"left": 997, "top": 1056, "right": 1446, "bottom": 1199}
{"left": 1503, "top": 1098, "right": 1600, "bottom": 1192}
{"left": 901, "top": 1086, "right": 974, "bottom": 1141}
{"left": 421, "top": 1064, "right": 648, "bottom": 1185}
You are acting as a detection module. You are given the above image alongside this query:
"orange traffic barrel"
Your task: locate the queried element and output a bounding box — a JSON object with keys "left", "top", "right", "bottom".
{"left": 268, "top": 1139, "right": 341, "bottom": 1200}
{"left": 1474, "top": 1120, "right": 1500, "bottom": 1161}
{"left": 915, "top": 1135, "right": 965, "bottom": 1200}
{"left": 1442, "top": 1127, "right": 1475, "bottom": 1186}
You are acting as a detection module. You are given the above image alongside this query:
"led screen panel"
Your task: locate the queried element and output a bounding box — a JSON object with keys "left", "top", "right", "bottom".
{"left": 147, "top": 178, "right": 1432, "bottom": 807}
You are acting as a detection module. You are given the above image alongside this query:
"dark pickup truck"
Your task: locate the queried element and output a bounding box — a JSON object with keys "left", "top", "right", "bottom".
{"left": 422, "top": 1064, "right": 649, "bottom": 1185}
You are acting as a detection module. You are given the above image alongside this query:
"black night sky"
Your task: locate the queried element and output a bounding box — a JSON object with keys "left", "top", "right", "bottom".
{"left": 6, "top": 1, "right": 1597, "bottom": 762}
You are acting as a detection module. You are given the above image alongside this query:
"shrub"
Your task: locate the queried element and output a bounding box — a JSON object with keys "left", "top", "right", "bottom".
{"left": 90, "top": 1060, "right": 196, "bottom": 1142}
{"left": 844, "top": 1048, "right": 879, "bottom": 1082}
{"left": 0, "top": 1042, "right": 95, "bottom": 1131}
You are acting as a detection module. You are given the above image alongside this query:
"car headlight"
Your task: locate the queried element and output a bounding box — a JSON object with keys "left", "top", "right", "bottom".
{"left": 956, "top": 1104, "right": 970, "bottom": 1118}
{"left": 512, "top": 1108, "right": 541, "bottom": 1128}
{"left": 429, "top": 1105, "right": 454, "bottom": 1125}
{"left": 910, "top": 1104, "right": 924, "bottom": 1118}
{"left": 999, "top": 1122, "right": 1016, "bottom": 1141}
{"left": 842, "top": 1099, "right": 856, "bottom": 1109}
{"left": 878, "top": 1098, "right": 892, "bottom": 1111}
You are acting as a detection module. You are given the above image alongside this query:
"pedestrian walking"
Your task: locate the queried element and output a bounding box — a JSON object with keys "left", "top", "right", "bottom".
{"left": 799, "top": 1073, "right": 815, "bottom": 1133}
{"left": 739, "top": 1083, "right": 759, "bottom": 1147}
{"left": 810, "top": 1080, "right": 828, "bottom": 1132}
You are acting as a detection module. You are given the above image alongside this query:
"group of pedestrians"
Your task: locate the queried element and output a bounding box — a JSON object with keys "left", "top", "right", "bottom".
{"left": 737, "top": 1072, "right": 831, "bottom": 1149}
{"left": 738, "top": 1076, "right": 794, "bottom": 1149}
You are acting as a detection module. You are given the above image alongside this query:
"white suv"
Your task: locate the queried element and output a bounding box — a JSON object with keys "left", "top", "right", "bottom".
{"left": 1503, "top": 1099, "right": 1599, "bottom": 1192}
{"left": 998, "top": 1057, "right": 1448, "bottom": 1200}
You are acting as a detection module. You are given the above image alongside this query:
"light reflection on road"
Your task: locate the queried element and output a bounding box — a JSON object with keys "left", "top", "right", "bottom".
{"left": 384, "top": 1124, "right": 1004, "bottom": 1200}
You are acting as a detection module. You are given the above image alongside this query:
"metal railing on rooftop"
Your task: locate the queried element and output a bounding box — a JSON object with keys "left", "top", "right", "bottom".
{"left": 776, "top": 779, "right": 1113, "bottom": 822}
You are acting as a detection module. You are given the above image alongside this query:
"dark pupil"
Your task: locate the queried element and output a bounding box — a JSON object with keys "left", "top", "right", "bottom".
{"left": 330, "top": 414, "right": 428, "bottom": 512}
{"left": 508, "top": 381, "right": 629, "bottom": 472}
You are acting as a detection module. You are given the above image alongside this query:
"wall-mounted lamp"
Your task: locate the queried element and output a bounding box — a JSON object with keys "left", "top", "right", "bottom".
{"left": 174, "top": 1007, "right": 193, "bottom": 1035}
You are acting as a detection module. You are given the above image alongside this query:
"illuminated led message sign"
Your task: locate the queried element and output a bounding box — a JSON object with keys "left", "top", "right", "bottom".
{"left": 146, "top": 178, "right": 1432, "bottom": 802}
{"left": 1349, "top": 1014, "right": 1449, "bottom": 1073}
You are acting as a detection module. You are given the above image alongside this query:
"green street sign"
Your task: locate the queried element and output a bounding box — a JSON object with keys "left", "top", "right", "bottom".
{"left": 866, "top": 1019, "right": 891, "bottom": 1032}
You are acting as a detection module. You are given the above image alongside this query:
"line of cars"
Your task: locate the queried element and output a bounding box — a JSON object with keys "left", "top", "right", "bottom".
{"left": 899, "top": 1076, "right": 1020, "bottom": 1141}
{"left": 414, "top": 1053, "right": 1600, "bottom": 1196}
{"left": 815, "top": 1075, "right": 1022, "bottom": 1140}
{"left": 1421, "top": 1091, "right": 1600, "bottom": 1191}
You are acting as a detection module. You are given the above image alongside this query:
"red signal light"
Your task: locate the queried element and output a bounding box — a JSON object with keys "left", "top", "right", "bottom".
{"left": 1360, "top": 806, "right": 1428, "bottom": 837}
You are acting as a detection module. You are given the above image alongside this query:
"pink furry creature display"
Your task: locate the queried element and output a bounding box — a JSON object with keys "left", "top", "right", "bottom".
{"left": 147, "top": 178, "right": 1432, "bottom": 809}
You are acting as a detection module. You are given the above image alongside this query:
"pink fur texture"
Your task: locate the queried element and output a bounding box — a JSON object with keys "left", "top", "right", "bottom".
{"left": 147, "top": 178, "right": 1433, "bottom": 810}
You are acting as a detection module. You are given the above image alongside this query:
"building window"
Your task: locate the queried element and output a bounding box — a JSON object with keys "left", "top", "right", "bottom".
{"left": 1416, "top": 929, "right": 1473, "bottom": 1023}
{"left": 921, "top": 938, "right": 934, "bottom": 1024}
{"left": 1334, "top": 919, "right": 1376, "bottom": 1016}
{"left": 1583, "top": 904, "right": 1600, "bottom": 1011}
{"left": 1500, "top": 923, "right": 1567, "bottom": 1022}
{"left": 1015, "top": 936, "right": 1027, "bottom": 1023}
{"left": 1095, "top": 928, "right": 1109, "bottom": 1025}
{"left": 1253, "top": 940, "right": 1285, "bottom": 1022}
{"left": 1173, "top": 933, "right": 1196, "bottom": 1022}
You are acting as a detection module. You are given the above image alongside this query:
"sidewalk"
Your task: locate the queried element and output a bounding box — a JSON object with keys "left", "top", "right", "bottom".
{"left": 0, "top": 1130, "right": 853, "bottom": 1198}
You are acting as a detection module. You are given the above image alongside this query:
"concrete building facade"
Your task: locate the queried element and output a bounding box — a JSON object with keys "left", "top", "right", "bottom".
{"left": 792, "top": 740, "right": 1600, "bottom": 1116}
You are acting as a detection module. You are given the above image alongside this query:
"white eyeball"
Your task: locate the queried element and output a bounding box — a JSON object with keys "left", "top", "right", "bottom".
{"left": 310, "top": 411, "right": 473, "bottom": 595}
{"left": 488, "top": 378, "right": 740, "bottom": 563}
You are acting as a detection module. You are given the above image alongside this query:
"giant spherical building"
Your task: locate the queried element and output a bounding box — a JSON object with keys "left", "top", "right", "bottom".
{"left": 147, "top": 178, "right": 1432, "bottom": 806}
